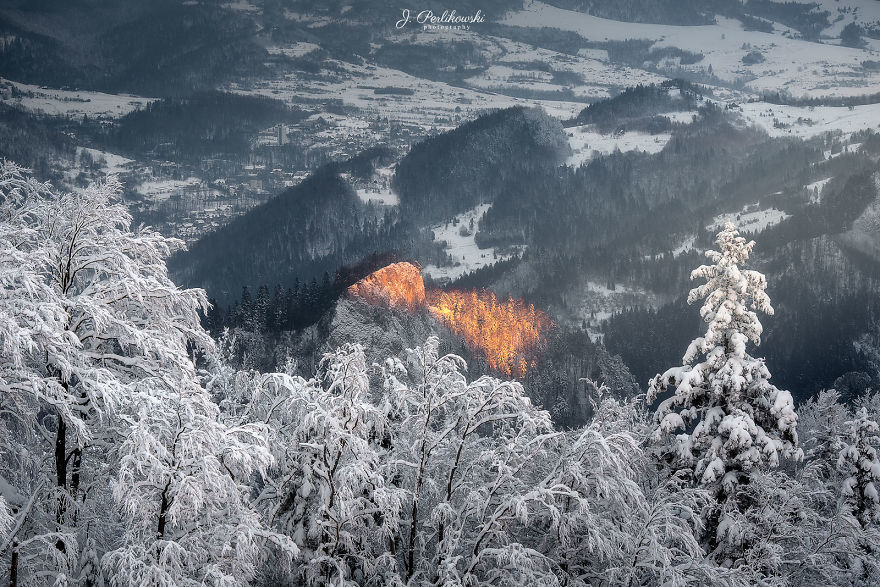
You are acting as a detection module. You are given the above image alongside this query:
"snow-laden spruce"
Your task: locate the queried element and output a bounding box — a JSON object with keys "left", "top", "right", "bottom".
{"left": 838, "top": 407, "right": 880, "bottom": 528}
{"left": 648, "top": 223, "right": 802, "bottom": 492}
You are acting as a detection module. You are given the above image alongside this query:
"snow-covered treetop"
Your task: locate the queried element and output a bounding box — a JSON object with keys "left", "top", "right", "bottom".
{"left": 0, "top": 160, "right": 212, "bottom": 441}
{"left": 684, "top": 222, "right": 772, "bottom": 364}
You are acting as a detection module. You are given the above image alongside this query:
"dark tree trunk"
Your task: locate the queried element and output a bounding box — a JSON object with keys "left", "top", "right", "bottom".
{"left": 157, "top": 485, "right": 170, "bottom": 541}
{"left": 69, "top": 447, "right": 83, "bottom": 525}
{"left": 54, "top": 415, "right": 67, "bottom": 553}
{"left": 155, "top": 478, "right": 172, "bottom": 562}
{"left": 9, "top": 541, "right": 18, "bottom": 587}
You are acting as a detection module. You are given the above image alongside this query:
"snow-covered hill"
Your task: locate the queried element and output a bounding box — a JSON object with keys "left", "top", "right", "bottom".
{"left": 503, "top": 1, "right": 880, "bottom": 98}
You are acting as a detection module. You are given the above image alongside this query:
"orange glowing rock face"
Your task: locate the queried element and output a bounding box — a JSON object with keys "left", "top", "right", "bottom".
{"left": 347, "top": 262, "right": 427, "bottom": 311}
{"left": 427, "top": 289, "right": 551, "bottom": 379}
{"left": 348, "top": 262, "right": 551, "bottom": 378}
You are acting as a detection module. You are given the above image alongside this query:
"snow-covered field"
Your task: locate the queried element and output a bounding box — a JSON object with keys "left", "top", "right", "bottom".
{"left": 564, "top": 124, "right": 674, "bottom": 166}
{"left": 463, "top": 33, "right": 664, "bottom": 101}
{"left": 356, "top": 188, "right": 399, "bottom": 206}
{"left": 672, "top": 235, "right": 698, "bottom": 257}
{"left": 266, "top": 42, "right": 320, "bottom": 58}
{"left": 805, "top": 177, "right": 834, "bottom": 203}
{"left": 813, "top": 0, "right": 880, "bottom": 37}
{"left": 466, "top": 65, "right": 561, "bottom": 94}
{"left": 576, "top": 280, "right": 660, "bottom": 341}
{"left": 422, "top": 204, "right": 523, "bottom": 281}
{"left": 825, "top": 142, "right": 862, "bottom": 161}
{"left": 503, "top": 1, "right": 880, "bottom": 98}
{"left": 76, "top": 147, "right": 133, "bottom": 175}
{"left": 353, "top": 165, "right": 399, "bottom": 206}
{"left": 0, "top": 78, "right": 153, "bottom": 118}
{"left": 135, "top": 177, "right": 202, "bottom": 200}
{"left": 738, "top": 102, "right": 880, "bottom": 140}
{"left": 228, "top": 57, "right": 587, "bottom": 126}
{"left": 708, "top": 206, "right": 791, "bottom": 233}
{"left": 220, "top": 0, "right": 258, "bottom": 12}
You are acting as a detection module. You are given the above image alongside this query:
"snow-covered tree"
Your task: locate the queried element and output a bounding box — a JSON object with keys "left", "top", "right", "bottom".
{"left": 0, "top": 162, "right": 292, "bottom": 584}
{"left": 800, "top": 389, "right": 848, "bottom": 482}
{"left": 102, "top": 378, "right": 297, "bottom": 585}
{"left": 233, "top": 338, "right": 725, "bottom": 585}
{"left": 838, "top": 408, "right": 880, "bottom": 529}
{"left": 602, "top": 478, "right": 744, "bottom": 587}
{"left": 648, "top": 223, "right": 801, "bottom": 489}
{"left": 206, "top": 336, "right": 404, "bottom": 586}
{"left": 647, "top": 223, "right": 801, "bottom": 560}
{"left": 708, "top": 468, "right": 873, "bottom": 585}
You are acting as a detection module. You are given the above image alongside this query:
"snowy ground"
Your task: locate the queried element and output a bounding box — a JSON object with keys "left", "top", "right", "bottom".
{"left": 575, "top": 280, "right": 660, "bottom": 341}
{"left": 266, "top": 42, "right": 320, "bottom": 58}
{"left": 466, "top": 65, "right": 562, "bottom": 94}
{"left": 422, "top": 204, "right": 523, "bottom": 282}
{"left": 672, "top": 235, "right": 699, "bottom": 257}
{"left": 228, "top": 57, "right": 587, "bottom": 126}
{"left": 503, "top": 1, "right": 880, "bottom": 98}
{"left": 353, "top": 165, "right": 399, "bottom": 206}
{"left": 356, "top": 188, "right": 399, "bottom": 206}
{"left": 738, "top": 102, "right": 880, "bottom": 140}
{"left": 462, "top": 33, "right": 664, "bottom": 101}
{"left": 0, "top": 78, "right": 153, "bottom": 118}
{"left": 220, "top": 0, "right": 259, "bottom": 12}
{"left": 708, "top": 206, "right": 791, "bottom": 233}
{"left": 564, "top": 124, "right": 676, "bottom": 166}
{"left": 805, "top": 177, "right": 834, "bottom": 203}
{"left": 813, "top": 0, "right": 880, "bottom": 37}
{"left": 825, "top": 142, "right": 862, "bottom": 161}
{"left": 76, "top": 147, "right": 134, "bottom": 175}
{"left": 135, "top": 177, "right": 203, "bottom": 201}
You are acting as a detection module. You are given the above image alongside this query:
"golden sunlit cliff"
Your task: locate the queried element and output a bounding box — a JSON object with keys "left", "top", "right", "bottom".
{"left": 347, "top": 262, "right": 427, "bottom": 311}
{"left": 348, "top": 262, "right": 551, "bottom": 378}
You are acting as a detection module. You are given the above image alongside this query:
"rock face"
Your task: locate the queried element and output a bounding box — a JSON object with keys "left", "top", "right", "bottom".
{"left": 347, "top": 262, "right": 427, "bottom": 311}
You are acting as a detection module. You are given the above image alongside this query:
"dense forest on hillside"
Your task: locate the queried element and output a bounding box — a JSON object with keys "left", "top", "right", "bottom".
{"left": 393, "top": 106, "right": 571, "bottom": 224}
{"left": 478, "top": 106, "right": 815, "bottom": 254}
{"left": 0, "top": 103, "right": 75, "bottom": 179}
{"left": 572, "top": 80, "right": 705, "bottom": 129}
{"left": 173, "top": 166, "right": 367, "bottom": 300}
{"left": 207, "top": 285, "right": 638, "bottom": 430}
{"left": 0, "top": 0, "right": 269, "bottom": 95}
{"left": 177, "top": 92, "right": 880, "bottom": 402}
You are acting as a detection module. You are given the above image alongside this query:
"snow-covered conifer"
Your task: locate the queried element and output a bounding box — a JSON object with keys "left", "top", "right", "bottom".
{"left": 800, "top": 389, "right": 848, "bottom": 481}
{"left": 838, "top": 408, "right": 880, "bottom": 528}
{"left": 646, "top": 223, "right": 802, "bottom": 564}
{"left": 648, "top": 223, "right": 801, "bottom": 493}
